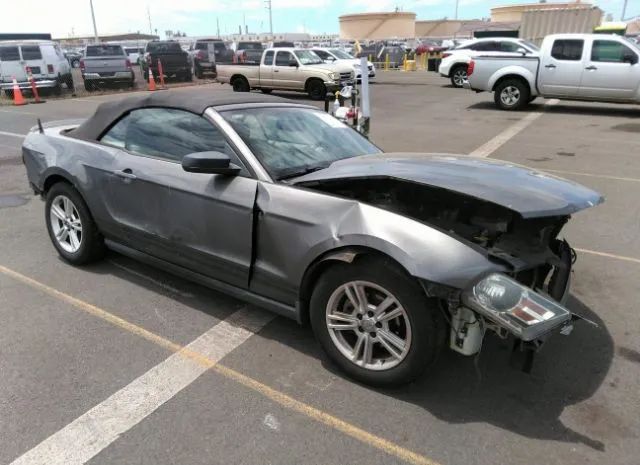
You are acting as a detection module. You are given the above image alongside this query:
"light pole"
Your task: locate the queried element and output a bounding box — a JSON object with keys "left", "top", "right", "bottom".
{"left": 621, "top": 0, "right": 628, "bottom": 20}
{"left": 265, "top": 0, "right": 273, "bottom": 35}
{"left": 454, "top": 0, "right": 459, "bottom": 20}
{"left": 89, "top": 0, "right": 99, "bottom": 42}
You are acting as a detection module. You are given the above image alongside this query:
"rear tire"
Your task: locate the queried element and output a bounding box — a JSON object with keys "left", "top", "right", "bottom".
{"left": 307, "top": 79, "right": 327, "bottom": 100}
{"left": 494, "top": 78, "right": 530, "bottom": 111}
{"left": 84, "top": 81, "right": 94, "bottom": 92}
{"left": 449, "top": 65, "right": 468, "bottom": 88}
{"left": 261, "top": 88, "right": 273, "bottom": 94}
{"left": 64, "top": 74, "right": 75, "bottom": 92}
{"left": 310, "top": 256, "right": 445, "bottom": 386}
{"left": 45, "top": 182, "right": 105, "bottom": 265}
{"left": 232, "top": 77, "right": 250, "bottom": 92}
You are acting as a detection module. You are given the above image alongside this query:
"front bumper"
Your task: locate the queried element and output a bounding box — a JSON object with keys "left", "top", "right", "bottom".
{"left": 326, "top": 79, "right": 354, "bottom": 92}
{"left": 0, "top": 79, "right": 58, "bottom": 90}
{"left": 83, "top": 72, "right": 133, "bottom": 81}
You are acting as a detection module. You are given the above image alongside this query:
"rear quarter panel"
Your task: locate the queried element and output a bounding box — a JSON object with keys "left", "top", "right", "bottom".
{"left": 469, "top": 56, "right": 538, "bottom": 94}
{"left": 215, "top": 64, "right": 260, "bottom": 86}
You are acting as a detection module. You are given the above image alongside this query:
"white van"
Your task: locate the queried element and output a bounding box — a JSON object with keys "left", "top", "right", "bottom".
{"left": 0, "top": 40, "right": 73, "bottom": 95}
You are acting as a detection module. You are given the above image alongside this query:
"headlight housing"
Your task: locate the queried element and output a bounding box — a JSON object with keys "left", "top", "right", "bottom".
{"left": 463, "top": 273, "right": 571, "bottom": 341}
{"left": 328, "top": 72, "right": 338, "bottom": 80}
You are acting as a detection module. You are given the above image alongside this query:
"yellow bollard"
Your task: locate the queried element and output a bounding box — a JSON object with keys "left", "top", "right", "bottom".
{"left": 385, "top": 53, "right": 389, "bottom": 71}
{"left": 403, "top": 53, "right": 407, "bottom": 71}
{"left": 422, "top": 53, "right": 427, "bottom": 70}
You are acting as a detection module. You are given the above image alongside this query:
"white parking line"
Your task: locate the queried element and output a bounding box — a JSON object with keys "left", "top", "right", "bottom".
{"left": 9, "top": 307, "right": 274, "bottom": 465}
{"left": 0, "top": 130, "right": 25, "bottom": 139}
{"left": 468, "top": 99, "right": 558, "bottom": 158}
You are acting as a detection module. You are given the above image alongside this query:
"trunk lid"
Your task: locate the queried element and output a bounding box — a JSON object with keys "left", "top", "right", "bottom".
{"left": 292, "top": 153, "right": 603, "bottom": 218}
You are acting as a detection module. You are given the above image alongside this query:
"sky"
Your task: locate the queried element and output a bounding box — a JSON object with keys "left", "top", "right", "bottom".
{"left": 0, "top": 0, "right": 635, "bottom": 38}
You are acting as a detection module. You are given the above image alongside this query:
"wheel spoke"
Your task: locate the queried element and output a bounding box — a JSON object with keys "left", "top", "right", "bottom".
{"left": 62, "top": 197, "right": 73, "bottom": 216}
{"left": 377, "top": 306, "right": 404, "bottom": 323}
{"left": 352, "top": 334, "right": 365, "bottom": 362}
{"left": 327, "top": 312, "right": 358, "bottom": 330}
{"left": 378, "top": 329, "right": 406, "bottom": 353}
{"left": 69, "top": 231, "right": 80, "bottom": 250}
{"left": 361, "top": 335, "right": 373, "bottom": 365}
{"left": 56, "top": 228, "right": 69, "bottom": 242}
{"left": 345, "top": 282, "right": 367, "bottom": 313}
{"left": 69, "top": 219, "right": 82, "bottom": 231}
{"left": 373, "top": 296, "right": 395, "bottom": 318}
{"left": 378, "top": 334, "right": 402, "bottom": 360}
{"left": 51, "top": 204, "right": 65, "bottom": 221}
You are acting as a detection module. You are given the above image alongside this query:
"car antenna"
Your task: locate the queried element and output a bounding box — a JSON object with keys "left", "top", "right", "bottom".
{"left": 37, "top": 118, "right": 44, "bottom": 134}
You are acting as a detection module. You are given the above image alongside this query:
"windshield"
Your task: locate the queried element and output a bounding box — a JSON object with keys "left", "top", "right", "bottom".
{"left": 623, "top": 36, "right": 640, "bottom": 51}
{"left": 147, "top": 42, "right": 182, "bottom": 53}
{"left": 86, "top": 45, "right": 124, "bottom": 57}
{"left": 221, "top": 108, "right": 381, "bottom": 180}
{"left": 293, "top": 50, "right": 323, "bottom": 65}
{"left": 329, "top": 49, "right": 353, "bottom": 59}
{"left": 519, "top": 40, "right": 540, "bottom": 52}
{"left": 239, "top": 42, "right": 263, "bottom": 50}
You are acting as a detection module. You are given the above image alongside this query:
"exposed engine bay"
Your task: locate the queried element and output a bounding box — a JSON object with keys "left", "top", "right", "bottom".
{"left": 302, "top": 177, "right": 573, "bottom": 301}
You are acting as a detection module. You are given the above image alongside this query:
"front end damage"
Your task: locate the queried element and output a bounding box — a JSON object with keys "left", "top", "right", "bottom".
{"left": 296, "top": 175, "right": 599, "bottom": 370}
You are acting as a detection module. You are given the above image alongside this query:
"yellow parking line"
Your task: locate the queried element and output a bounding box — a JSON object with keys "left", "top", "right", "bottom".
{"left": 0, "top": 264, "right": 440, "bottom": 465}
{"left": 575, "top": 248, "right": 640, "bottom": 265}
{"left": 542, "top": 169, "right": 640, "bottom": 183}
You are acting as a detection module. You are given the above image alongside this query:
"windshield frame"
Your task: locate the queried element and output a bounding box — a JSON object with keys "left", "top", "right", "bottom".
{"left": 217, "top": 105, "right": 382, "bottom": 181}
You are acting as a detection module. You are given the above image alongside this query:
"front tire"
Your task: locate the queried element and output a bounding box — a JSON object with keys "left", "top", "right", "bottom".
{"left": 310, "top": 257, "right": 445, "bottom": 386}
{"left": 494, "top": 78, "right": 530, "bottom": 111}
{"left": 232, "top": 76, "right": 250, "bottom": 92}
{"left": 307, "top": 79, "right": 327, "bottom": 100}
{"left": 45, "top": 182, "right": 105, "bottom": 265}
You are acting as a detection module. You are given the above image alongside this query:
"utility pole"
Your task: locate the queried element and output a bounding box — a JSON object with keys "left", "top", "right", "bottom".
{"left": 147, "top": 6, "right": 153, "bottom": 36}
{"left": 265, "top": 0, "right": 273, "bottom": 35}
{"left": 217, "top": 17, "right": 220, "bottom": 37}
{"left": 621, "top": 0, "right": 628, "bottom": 20}
{"left": 89, "top": 0, "right": 99, "bottom": 42}
{"left": 454, "top": 0, "right": 459, "bottom": 20}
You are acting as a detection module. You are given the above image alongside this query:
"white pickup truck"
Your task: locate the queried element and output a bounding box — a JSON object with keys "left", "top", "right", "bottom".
{"left": 465, "top": 33, "right": 640, "bottom": 110}
{"left": 216, "top": 47, "right": 354, "bottom": 100}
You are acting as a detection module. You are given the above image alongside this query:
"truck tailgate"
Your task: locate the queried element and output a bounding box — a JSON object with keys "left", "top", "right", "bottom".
{"left": 84, "top": 57, "right": 128, "bottom": 73}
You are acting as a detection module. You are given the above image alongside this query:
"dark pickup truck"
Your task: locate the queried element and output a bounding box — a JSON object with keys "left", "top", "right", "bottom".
{"left": 141, "top": 40, "right": 192, "bottom": 81}
{"left": 235, "top": 41, "right": 264, "bottom": 64}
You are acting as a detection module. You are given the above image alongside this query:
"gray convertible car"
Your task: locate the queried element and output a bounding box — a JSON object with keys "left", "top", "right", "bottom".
{"left": 22, "top": 91, "right": 603, "bottom": 386}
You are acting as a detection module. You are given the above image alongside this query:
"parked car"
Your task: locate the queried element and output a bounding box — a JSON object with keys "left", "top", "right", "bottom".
{"left": 22, "top": 91, "right": 602, "bottom": 386}
{"left": 124, "top": 47, "right": 144, "bottom": 65}
{"left": 80, "top": 44, "right": 134, "bottom": 91}
{"left": 189, "top": 38, "right": 232, "bottom": 78}
{"left": 311, "top": 48, "right": 375, "bottom": 81}
{"left": 415, "top": 39, "right": 448, "bottom": 55}
{"left": 439, "top": 37, "right": 540, "bottom": 88}
{"left": 0, "top": 40, "right": 73, "bottom": 96}
{"left": 216, "top": 47, "right": 354, "bottom": 99}
{"left": 64, "top": 50, "right": 82, "bottom": 68}
{"left": 142, "top": 40, "right": 192, "bottom": 82}
{"left": 465, "top": 33, "right": 640, "bottom": 110}
{"left": 234, "top": 41, "right": 264, "bottom": 64}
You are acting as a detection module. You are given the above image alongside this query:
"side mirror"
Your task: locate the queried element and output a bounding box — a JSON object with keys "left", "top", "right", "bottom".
{"left": 289, "top": 60, "right": 299, "bottom": 67}
{"left": 623, "top": 53, "right": 638, "bottom": 65}
{"left": 182, "top": 151, "right": 241, "bottom": 176}
{"left": 516, "top": 47, "right": 528, "bottom": 55}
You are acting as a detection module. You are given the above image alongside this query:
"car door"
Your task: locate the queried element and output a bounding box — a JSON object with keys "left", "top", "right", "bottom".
{"left": 578, "top": 38, "right": 640, "bottom": 101}
{"left": 0, "top": 45, "right": 27, "bottom": 82}
{"left": 98, "top": 107, "right": 257, "bottom": 288}
{"left": 538, "top": 38, "right": 585, "bottom": 97}
{"left": 273, "top": 51, "right": 299, "bottom": 89}
{"left": 260, "top": 50, "right": 275, "bottom": 87}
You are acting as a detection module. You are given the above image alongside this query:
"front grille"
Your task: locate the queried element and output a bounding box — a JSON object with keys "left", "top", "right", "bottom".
{"left": 340, "top": 72, "right": 352, "bottom": 80}
{"left": 368, "top": 65, "right": 373, "bottom": 71}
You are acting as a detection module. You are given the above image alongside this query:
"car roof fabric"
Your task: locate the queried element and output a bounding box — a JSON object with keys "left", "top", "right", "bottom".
{"left": 67, "top": 91, "right": 298, "bottom": 141}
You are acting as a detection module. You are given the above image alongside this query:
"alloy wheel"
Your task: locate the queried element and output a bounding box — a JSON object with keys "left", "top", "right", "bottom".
{"left": 500, "top": 85, "right": 521, "bottom": 106}
{"left": 453, "top": 69, "right": 467, "bottom": 86}
{"left": 325, "top": 280, "right": 412, "bottom": 371}
{"left": 49, "top": 195, "right": 83, "bottom": 253}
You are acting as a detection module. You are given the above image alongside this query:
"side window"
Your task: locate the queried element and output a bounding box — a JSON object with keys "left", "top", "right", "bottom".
{"left": 100, "top": 108, "right": 240, "bottom": 164}
{"left": 21, "top": 46, "right": 42, "bottom": 60}
{"left": 551, "top": 40, "right": 584, "bottom": 61}
{"left": 0, "top": 46, "right": 20, "bottom": 61}
{"left": 275, "top": 51, "right": 293, "bottom": 66}
{"left": 591, "top": 40, "right": 636, "bottom": 63}
{"left": 499, "top": 41, "right": 520, "bottom": 52}
{"left": 263, "top": 50, "right": 274, "bottom": 65}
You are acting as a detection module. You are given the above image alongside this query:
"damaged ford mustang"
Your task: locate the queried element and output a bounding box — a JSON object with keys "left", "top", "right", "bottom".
{"left": 22, "top": 91, "right": 603, "bottom": 386}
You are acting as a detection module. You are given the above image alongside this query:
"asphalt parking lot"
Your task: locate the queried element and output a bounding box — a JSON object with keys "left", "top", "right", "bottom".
{"left": 1, "top": 71, "right": 639, "bottom": 465}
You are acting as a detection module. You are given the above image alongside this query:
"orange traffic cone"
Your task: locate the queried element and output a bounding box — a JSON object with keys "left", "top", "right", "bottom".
{"left": 147, "top": 68, "right": 156, "bottom": 91}
{"left": 11, "top": 77, "right": 27, "bottom": 106}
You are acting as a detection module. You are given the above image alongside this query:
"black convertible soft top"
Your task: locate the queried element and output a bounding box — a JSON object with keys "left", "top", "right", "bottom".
{"left": 68, "top": 90, "right": 300, "bottom": 141}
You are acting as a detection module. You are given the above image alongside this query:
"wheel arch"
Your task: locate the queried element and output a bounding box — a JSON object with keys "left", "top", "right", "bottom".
{"left": 491, "top": 71, "right": 534, "bottom": 95}
{"left": 41, "top": 167, "right": 76, "bottom": 193}
{"left": 297, "top": 246, "right": 420, "bottom": 325}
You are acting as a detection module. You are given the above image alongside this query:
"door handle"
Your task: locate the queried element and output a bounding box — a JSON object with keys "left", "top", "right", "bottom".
{"left": 274, "top": 69, "right": 279, "bottom": 72}
{"left": 585, "top": 65, "right": 598, "bottom": 71}
{"left": 544, "top": 64, "right": 556, "bottom": 69}
{"left": 114, "top": 169, "right": 137, "bottom": 180}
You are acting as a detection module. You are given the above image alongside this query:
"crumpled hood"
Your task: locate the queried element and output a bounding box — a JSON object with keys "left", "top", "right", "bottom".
{"left": 292, "top": 153, "right": 604, "bottom": 218}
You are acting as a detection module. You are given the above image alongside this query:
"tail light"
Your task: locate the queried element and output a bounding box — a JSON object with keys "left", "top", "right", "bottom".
{"left": 242, "top": 51, "right": 247, "bottom": 63}
{"left": 442, "top": 52, "right": 452, "bottom": 59}
{"left": 467, "top": 60, "right": 475, "bottom": 76}
{"left": 196, "top": 50, "right": 206, "bottom": 60}
{"left": 47, "top": 64, "right": 54, "bottom": 73}
{"left": 80, "top": 59, "right": 85, "bottom": 71}
{"left": 125, "top": 58, "right": 132, "bottom": 69}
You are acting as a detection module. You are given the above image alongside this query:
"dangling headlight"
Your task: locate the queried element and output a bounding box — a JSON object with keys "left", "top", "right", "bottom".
{"left": 463, "top": 274, "right": 571, "bottom": 341}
